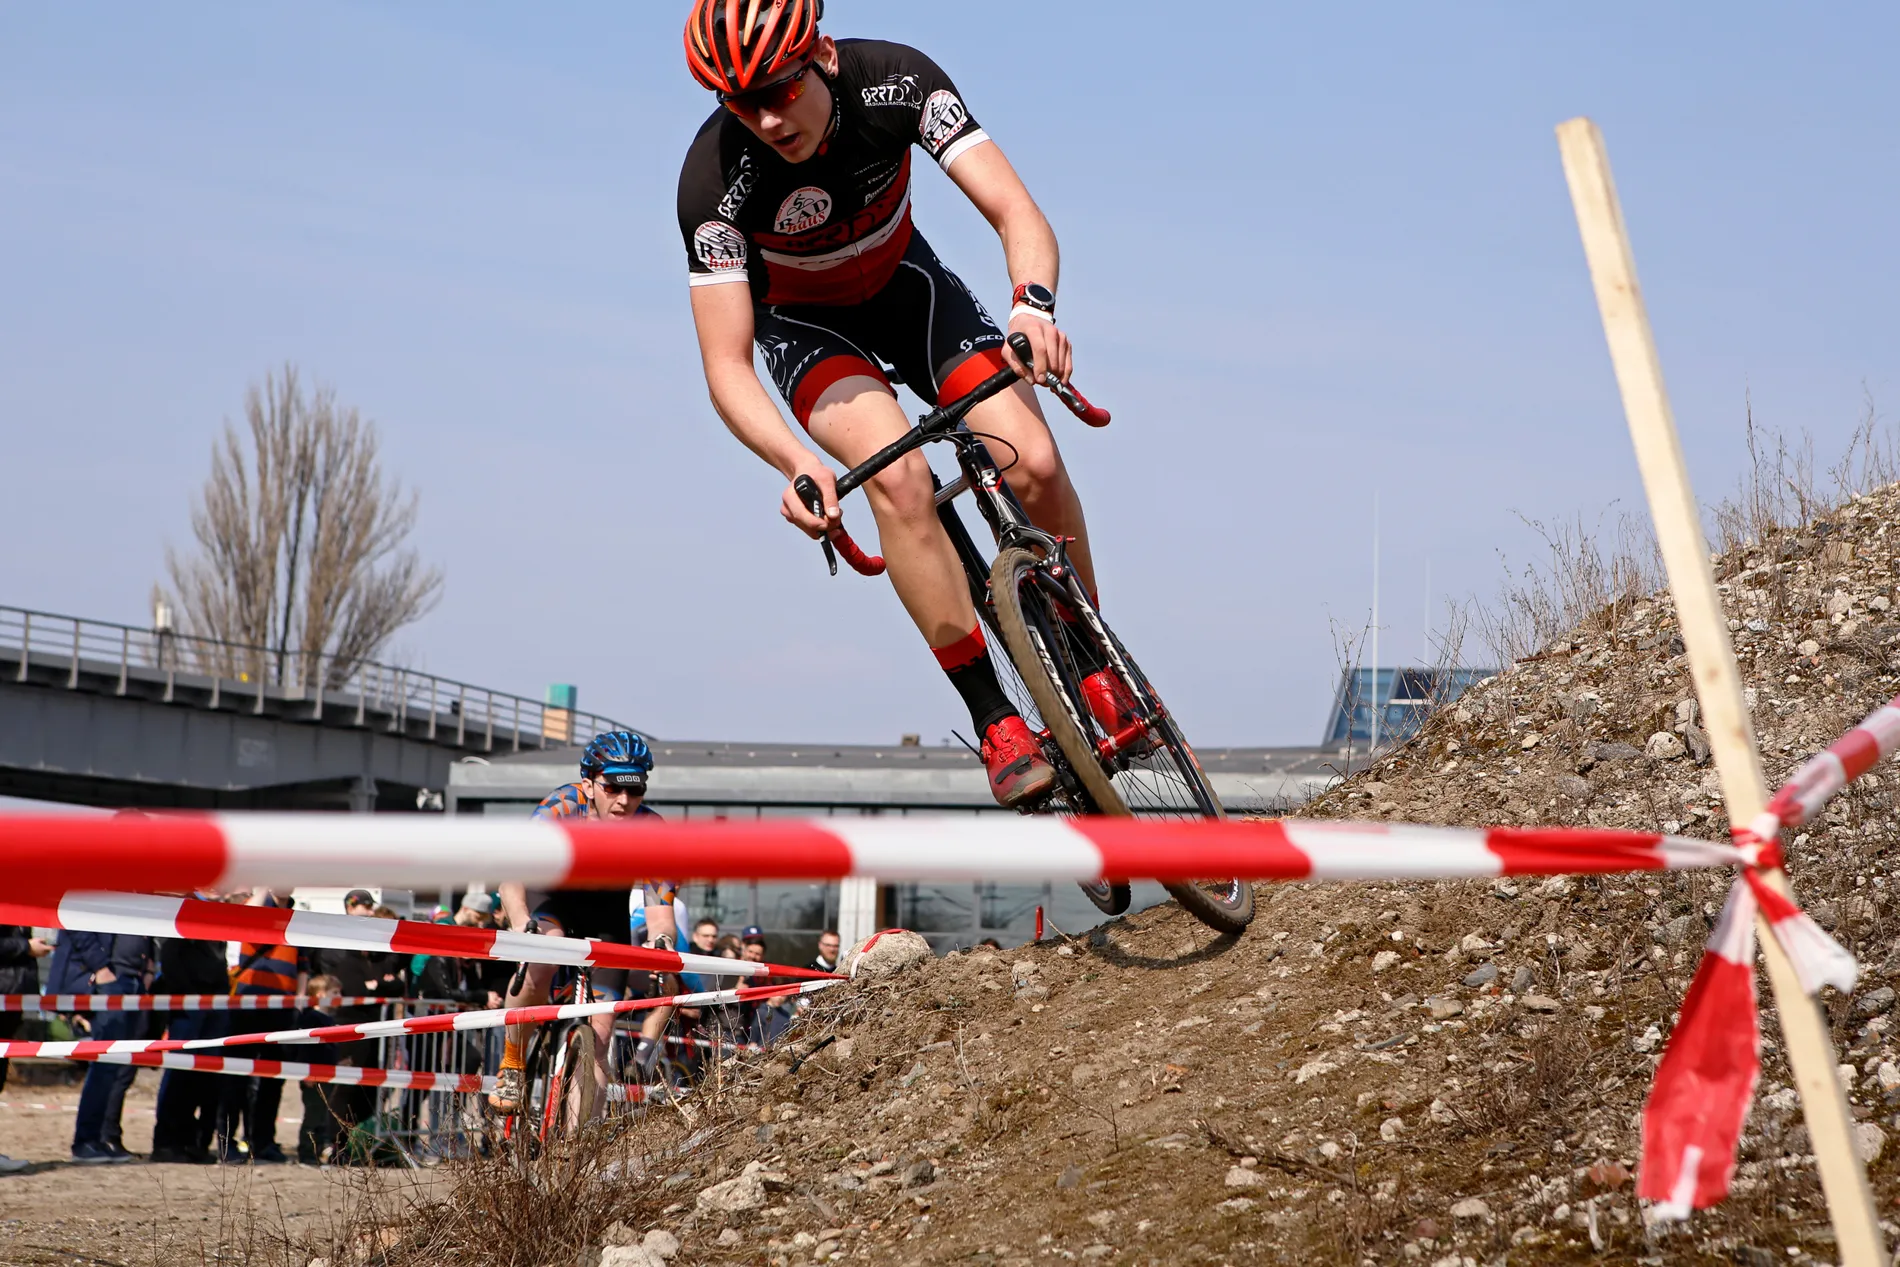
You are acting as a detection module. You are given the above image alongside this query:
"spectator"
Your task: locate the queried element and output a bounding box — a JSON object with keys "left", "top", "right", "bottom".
{"left": 71, "top": 931, "right": 153, "bottom": 1164}
{"left": 687, "top": 919, "right": 719, "bottom": 955}
{"left": 45, "top": 930, "right": 111, "bottom": 1031}
{"left": 305, "top": 894, "right": 403, "bottom": 1149}
{"left": 413, "top": 896, "right": 504, "bottom": 1010}
{"left": 406, "top": 898, "right": 501, "bottom": 1137}
{"left": 150, "top": 905, "right": 230, "bottom": 1164}
{"left": 0, "top": 925, "right": 54, "bottom": 1174}
{"left": 713, "top": 934, "right": 744, "bottom": 959}
{"left": 218, "top": 888, "right": 297, "bottom": 1164}
{"left": 740, "top": 927, "right": 793, "bottom": 1047}
{"left": 456, "top": 891, "right": 496, "bottom": 930}
{"left": 811, "top": 930, "right": 841, "bottom": 974}
{"left": 294, "top": 976, "right": 342, "bottom": 1164}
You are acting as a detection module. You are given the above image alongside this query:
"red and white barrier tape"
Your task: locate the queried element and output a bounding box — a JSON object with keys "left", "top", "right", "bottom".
{"left": 2, "top": 812, "right": 1771, "bottom": 892}
{"left": 1740, "top": 693, "right": 1900, "bottom": 845}
{"left": 0, "top": 892, "right": 835, "bottom": 984}
{"left": 66, "top": 1049, "right": 492, "bottom": 1093}
{"left": 0, "top": 995, "right": 454, "bottom": 1013}
{"left": 663, "top": 1033, "right": 764, "bottom": 1055}
{"left": 1640, "top": 700, "right": 1897, "bottom": 1221}
{"left": 0, "top": 980, "right": 833, "bottom": 1062}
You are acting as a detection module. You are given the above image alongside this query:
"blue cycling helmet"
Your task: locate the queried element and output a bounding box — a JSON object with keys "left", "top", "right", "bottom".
{"left": 582, "top": 730, "right": 654, "bottom": 784}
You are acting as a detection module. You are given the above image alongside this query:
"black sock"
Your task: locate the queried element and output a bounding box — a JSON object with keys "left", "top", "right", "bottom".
{"left": 932, "top": 625, "right": 1016, "bottom": 733}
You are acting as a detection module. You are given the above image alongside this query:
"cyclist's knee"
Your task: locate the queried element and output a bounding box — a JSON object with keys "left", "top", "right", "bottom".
{"left": 1007, "top": 443, "right": 1069, "bottom": 511}
{"left": 864, "top": 451, "right": 938, "bottom": 524}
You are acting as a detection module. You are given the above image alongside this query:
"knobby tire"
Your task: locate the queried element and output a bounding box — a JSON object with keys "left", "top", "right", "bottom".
{"left": 989, "top": 546, "right": 1253, "bottom": 937}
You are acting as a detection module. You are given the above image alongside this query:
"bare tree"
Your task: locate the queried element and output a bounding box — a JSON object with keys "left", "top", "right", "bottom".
{"left": 162, "top": 366, "right": 443, "bottom": 688}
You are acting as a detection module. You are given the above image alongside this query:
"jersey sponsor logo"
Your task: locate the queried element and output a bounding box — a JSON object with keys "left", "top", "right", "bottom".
{"left": 920, "top": 90, "right": 968, "bottom": 150}
{"left": 774, "top": 186, "right": 833, "bottom": 235}
{"left": 716, "top": 154, "right": 756, "bottom": 220}
{"left": 693, "top": 221, "right": 748, "bottom": 272}
{"left": 861, "top": 73, "right": 923, "bottom": 108}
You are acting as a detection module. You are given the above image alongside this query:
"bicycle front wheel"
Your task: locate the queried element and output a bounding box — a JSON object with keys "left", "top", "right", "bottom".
{"left": 989, "top": 546, "right": 1253, "bottom": 936}
{"left": 553, "top": 1026, "right": 597, "bottom": 1138}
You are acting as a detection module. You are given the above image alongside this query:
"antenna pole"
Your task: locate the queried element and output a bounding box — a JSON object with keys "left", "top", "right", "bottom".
{"left": 1369, "top": 495, "right": 1380, "bottom": 751}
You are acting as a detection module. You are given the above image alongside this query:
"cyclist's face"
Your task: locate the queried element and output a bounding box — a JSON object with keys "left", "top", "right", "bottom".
{"left": 731, "top": 38, "right": 836, "bottom": 164}
{"left": 585, "top": 777, "right": 641, "bottom": 818}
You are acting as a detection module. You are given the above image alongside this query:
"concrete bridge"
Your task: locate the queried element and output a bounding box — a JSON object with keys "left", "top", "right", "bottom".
{"left": 0, "top": 604, "right": 629, "bottom": 811}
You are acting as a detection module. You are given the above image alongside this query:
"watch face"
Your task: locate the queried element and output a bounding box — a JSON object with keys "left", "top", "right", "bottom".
{"left": 1021, "top": 283, "right": 1056, "bottom": 310}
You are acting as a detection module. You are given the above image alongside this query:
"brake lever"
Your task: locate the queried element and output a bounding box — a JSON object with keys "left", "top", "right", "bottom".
{"left": 792, "top": 474, "right": 838, "bottom": 576}
{"left": 1004, "top": 331, "right": 1111, "bottom": 426}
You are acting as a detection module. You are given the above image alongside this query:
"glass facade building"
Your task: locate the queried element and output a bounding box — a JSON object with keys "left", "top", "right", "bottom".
{"left": 1322, "top": 666, "right": 1494, "bottom": 749}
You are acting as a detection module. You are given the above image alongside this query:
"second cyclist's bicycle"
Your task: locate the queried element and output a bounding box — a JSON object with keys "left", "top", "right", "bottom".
{"left": 793, "top": 332, "right": 1253, "bottom": 936}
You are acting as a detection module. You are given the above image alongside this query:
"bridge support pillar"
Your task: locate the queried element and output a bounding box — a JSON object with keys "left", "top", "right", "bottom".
{"left": 349, "top": 774, "right": 379, "bottom": 814}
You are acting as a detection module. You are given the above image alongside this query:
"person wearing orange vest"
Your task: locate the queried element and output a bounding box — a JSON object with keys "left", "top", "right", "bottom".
{"left": 217, "top": 889, "right": 301, "bottom": 1163}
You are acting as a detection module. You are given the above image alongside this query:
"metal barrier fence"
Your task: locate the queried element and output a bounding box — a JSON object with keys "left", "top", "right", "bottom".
{"left": 373, "top": 1001, "right": 504, "bottom": 1165}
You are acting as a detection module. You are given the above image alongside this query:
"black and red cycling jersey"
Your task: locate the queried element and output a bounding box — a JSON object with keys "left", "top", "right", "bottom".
{"left": 677, "top": 39, "right": 990, "bottom": 308}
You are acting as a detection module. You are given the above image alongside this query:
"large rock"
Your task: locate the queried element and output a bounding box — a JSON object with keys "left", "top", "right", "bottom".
{"left": 697, "top": 1169, "right": 767, "bottom": 1214}
{"left": 1645, "top": 731, "right": 1686, "bottom": 760}
{"left": 845, "top": 929, "right": 932, "bottom": 980}
{"left": 600, "top": 1249, "right": 664, "bottom": 1267}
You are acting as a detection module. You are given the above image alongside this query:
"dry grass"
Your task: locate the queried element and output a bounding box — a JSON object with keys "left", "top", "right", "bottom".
{"left": 1483, "top": 391, "right": 1900, "bottom": 670}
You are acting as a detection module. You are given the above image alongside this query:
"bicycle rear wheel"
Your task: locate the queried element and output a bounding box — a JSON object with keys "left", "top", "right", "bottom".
{"left": 990, "top": 546, "right": 1253, "bottom": 936}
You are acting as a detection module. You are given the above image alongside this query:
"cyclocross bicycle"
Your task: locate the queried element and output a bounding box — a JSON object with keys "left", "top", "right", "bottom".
{"left": 792, "top": 331, "right": 1254, "bottom": 936}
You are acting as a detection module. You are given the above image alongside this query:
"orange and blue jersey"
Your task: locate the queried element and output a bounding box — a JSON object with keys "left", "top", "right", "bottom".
{"left": 533, "top": 784, "right": 679, "bottom": 905}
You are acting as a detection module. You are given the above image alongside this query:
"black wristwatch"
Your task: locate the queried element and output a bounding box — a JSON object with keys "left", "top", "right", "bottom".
{"left": 1012, "top": 282, "right": 1056, "bottom": 318}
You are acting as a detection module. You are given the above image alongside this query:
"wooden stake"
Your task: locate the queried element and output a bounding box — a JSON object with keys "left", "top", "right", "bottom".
{"left": 1556, "top": 116, "right": 1883, "bottom": 1262}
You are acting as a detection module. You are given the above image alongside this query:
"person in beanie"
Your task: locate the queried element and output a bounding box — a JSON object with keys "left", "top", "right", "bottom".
{"left": 0, "top": 925, "right": 53, "bottom": 1173}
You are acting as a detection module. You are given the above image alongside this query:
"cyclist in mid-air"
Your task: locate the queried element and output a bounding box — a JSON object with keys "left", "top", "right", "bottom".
{"left": 489, "top": 731, "right": 680, "bottom": 1115}
{"left": 678, "top": 0, "right": 1142, "bottom": 807}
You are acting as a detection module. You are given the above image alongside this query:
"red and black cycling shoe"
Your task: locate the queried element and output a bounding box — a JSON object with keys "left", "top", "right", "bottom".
{"left": 980, "top": 715, "right": 1057, "bottom": 808}
{"left": 1081, "top": 669, "right": 1160, "bottom": 757}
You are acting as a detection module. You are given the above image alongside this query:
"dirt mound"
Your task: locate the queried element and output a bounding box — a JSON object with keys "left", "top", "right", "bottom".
{"left": 656, "top": 486, "right": 1900, "bottom": 1265}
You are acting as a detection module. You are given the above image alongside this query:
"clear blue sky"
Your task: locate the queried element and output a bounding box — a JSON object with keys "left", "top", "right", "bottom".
{"left": 4, "top": 3, "right": 1897, "bottom": 748}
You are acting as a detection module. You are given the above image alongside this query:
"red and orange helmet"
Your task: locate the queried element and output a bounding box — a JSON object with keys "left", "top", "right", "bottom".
{"left": 684, "top": 0, "right": 823, "bottom": 94}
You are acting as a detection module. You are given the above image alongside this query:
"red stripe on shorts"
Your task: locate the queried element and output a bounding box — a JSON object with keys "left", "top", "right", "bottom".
{"left": 792, "top": 355, "right": 891, "bottom": 428}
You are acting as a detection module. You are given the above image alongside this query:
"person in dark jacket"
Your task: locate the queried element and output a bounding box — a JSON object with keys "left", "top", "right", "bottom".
{"left": 306, "top": 929, "right": 400, "bottom": 1144}
{"left": 0, "top": 925, "right": 53, "bottom": 1174}
{"left": 71, "top": 933, "right": 153, "bottom": 1164}
{"left": 149, "top": 912, "right": 230, "bottom": 1164}
{"left": 45, "top": 931, "right": 111, "bottom": 1002}
{"left": 217, "top": 889, "right": 299, "bottom": 1164}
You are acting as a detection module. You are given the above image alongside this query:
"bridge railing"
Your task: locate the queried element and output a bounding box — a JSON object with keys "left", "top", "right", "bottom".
{"left": 0, "top": 604, "right": 630, "bottom": 753}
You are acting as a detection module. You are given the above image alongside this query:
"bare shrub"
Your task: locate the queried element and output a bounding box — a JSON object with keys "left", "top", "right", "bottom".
{"left": 162, "top": 365, "right": 443, "bottom": 688}
{"left": 1477, "top": 508, "right": 1660, "bottom": 667}
{"left": 1710, "top": 389, "right": 1900, "bottom": 561}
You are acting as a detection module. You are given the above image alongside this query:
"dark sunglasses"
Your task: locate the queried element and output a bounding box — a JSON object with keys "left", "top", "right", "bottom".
{"left": 719, "top": 64, "right": 812, "bottom": 117}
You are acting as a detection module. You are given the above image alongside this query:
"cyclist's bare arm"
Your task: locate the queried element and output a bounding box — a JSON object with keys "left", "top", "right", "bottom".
{"left": 945, "top": 139, "right": 1071, "bottom": 383}
{"left": 691, "top": 284, "right": 838, "bottom": 538}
